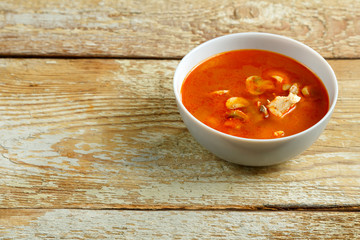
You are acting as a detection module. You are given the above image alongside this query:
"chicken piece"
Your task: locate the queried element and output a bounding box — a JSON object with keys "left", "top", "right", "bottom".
{"left": 289, "top": 83, "right": 299, "bottom": 95}
{"left": 267, "top": 93, "right": 301, "bottom": 118}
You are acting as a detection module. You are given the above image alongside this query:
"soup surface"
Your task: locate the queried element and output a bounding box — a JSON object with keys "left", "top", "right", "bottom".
{"left": 181, "top": 50, "right": 329, "bottom": 139}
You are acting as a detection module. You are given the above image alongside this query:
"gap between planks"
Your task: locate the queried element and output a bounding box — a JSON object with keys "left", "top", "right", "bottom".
{"left": 1, "top": 205, "right": 359, "bottom": 212}
{"left": 0, "top": 55, "right": 359, "bottom": 61}
{"left": 0, "top": 54, "right": 181, "bottom": 60}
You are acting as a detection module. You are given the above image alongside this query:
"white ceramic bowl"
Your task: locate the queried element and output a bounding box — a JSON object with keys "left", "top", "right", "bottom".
{"left": 173, "top": 32, "right": 338, "bottom": 166}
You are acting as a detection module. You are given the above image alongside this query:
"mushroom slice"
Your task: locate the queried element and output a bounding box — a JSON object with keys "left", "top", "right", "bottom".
{"left": 301, "top": 86, "right": 310, "bottom": 96}
{"left": 301, "top": 86, "right": 321, "bottom": 99}
{"left": 259, "top": 104, "right": 269, "bottom": 118}
{"left": 226, "top": 110, "right": 249, "bottom": 122}
{"left": 246, "top": 76, "right": 275, "bottom": 95}
{"left": 226, "top": 97, "right": 249, "bottom": 109}
{"left": 282, "top": 83, "right": 291, "bottom": 91}
{"left": 267, "top": 93, "right": 301, "bottom": 118}
{"left": 271, "top": 75, "right": 284, "bottom": 83}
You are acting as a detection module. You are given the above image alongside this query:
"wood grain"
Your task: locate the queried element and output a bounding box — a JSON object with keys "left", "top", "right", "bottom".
{"left": 0, "top": 0, "right": 359, "bottom": 58}
{"left": 1, "top": 0, "right": 358, "bottom": 237}
{"left": 0, "top": 209, "right": 359, "bottom": 239}
{"left": 0, "top": 58, "right": 359, "bottom": 210}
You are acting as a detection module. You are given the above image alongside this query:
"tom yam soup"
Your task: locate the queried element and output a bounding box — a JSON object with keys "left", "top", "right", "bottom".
{"left": 181, "top": 50, "right": 329, "bottom": 139}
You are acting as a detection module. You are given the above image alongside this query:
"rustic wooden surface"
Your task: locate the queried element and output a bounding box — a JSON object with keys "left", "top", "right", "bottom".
{"left": 0, "top": 0, "right": 359, "bottom": 58}
{"left": 0, "top": 0, "right": 359, "bottom": 239}
{"left": 1, "top": 210, "right": 359, "bottom": 239}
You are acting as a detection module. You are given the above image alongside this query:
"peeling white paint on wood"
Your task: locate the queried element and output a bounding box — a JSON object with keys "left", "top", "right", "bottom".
{"left": 0, "top": 0, "right": 358, "bottom": 58}
{"left": 0, "top": 209, "right": 359, "bottom": 239}
{"left": 0, "top": 58, "right": 358, "bottom": 210}
{"left": 0, "top": 1, "right": 359, "bottom": 237}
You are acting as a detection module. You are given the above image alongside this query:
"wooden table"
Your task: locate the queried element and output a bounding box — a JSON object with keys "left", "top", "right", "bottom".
{"left": 0, "top": 0, "right": 359, "bottom": 239}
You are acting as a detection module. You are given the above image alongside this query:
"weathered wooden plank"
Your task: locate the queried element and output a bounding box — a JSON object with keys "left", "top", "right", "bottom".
{"left": 0, "top": 209, "right": 359, "bottom": 239}
{"left": 0, "top": 59, "right": 359, "bottom": 209}
{"left": 0, "top": 0, "right": 359, "bottom": 58}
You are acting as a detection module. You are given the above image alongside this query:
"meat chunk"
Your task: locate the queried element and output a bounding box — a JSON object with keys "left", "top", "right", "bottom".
{"left": 289, "top": 83, "right": 299, "bottom": 95}
{"left": 267, "top": 93, "right": 301, "bottom": 118}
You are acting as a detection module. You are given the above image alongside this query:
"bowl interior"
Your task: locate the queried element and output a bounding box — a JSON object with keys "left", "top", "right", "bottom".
{"left": 174, "top": 33, "right": 337, "bottom": 109}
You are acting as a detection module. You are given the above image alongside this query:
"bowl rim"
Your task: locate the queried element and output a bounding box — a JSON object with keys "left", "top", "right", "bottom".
{"left": 173, "top": 32, "right": 338, "bottom": 143}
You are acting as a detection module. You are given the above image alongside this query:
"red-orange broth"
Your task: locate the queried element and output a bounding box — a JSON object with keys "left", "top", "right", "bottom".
{"left": 181, "top": 50, "right": 329, "bottom": 139}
